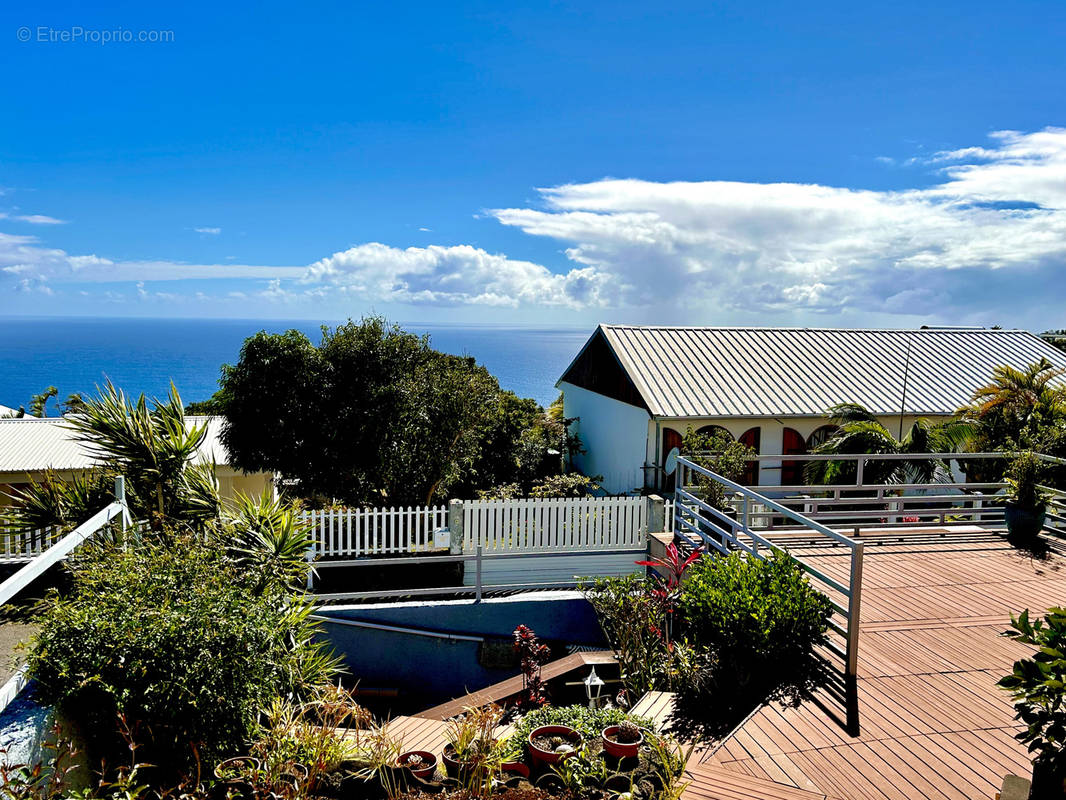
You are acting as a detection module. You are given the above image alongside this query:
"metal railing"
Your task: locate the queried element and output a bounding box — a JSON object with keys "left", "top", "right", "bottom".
{"left": 310, "top": 545, "right": 646, "bottom": 603}
{"left": 673, "top": 455, "right": 864, "bottom": 730}
{"left": 712, "top": 451, "right": 1062, "bottom": 531}
{"left": 0, "top": 476, "right": 131, "bottom": 607}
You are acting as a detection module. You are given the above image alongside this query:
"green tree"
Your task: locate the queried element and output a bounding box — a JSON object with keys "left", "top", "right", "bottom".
{"left": 29, "top": 385, "right": 58, "bottom": 417}
{"left": 219, "top": 317, "right": 556, "bottom": 506}
{"left": 806, "top": 403, "right": 972, "bottom": 485}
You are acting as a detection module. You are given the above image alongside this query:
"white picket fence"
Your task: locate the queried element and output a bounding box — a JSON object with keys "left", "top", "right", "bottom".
{"left": 0, "top": 525, "right": 66, "bottom": 563}
{"left": 462, "top": 496, "right": 648, "bottom": 554}
{"left": 300, "top": 506, "right": 448, "bottom": 557}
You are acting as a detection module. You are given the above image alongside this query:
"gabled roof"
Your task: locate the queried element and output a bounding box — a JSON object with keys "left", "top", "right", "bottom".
{"left": 560, "top": 325, "right": 1066, "bottom": 418}
{"left": 0, "top": 416, "right": 233, "bottom": 475}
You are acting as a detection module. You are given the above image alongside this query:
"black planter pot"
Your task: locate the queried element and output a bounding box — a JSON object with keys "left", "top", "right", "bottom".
{"left": 699, "top": 506, "right": 737, "bottom": 546}
{"left": 1004, "top": 503, "right": 1047, "bottom": 542}
{"left": 1031, "top": 756, "right": 1066, "bottom": 798}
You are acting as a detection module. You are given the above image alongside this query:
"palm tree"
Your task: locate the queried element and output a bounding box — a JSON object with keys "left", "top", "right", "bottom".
{"left": 805, "top": 403, "right": 973, "bottom": 485}
{"left": 960, "top": 358, "right": 1066, "bottom": 448}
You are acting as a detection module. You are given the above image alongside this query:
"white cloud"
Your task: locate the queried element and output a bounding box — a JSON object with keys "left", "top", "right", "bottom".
{"left": 488, "top": 127, "right": 1066, "bottom": 318}
{"left": 15, "top": 214, "right": 66, "bottom": 224}
{"left": 303, "top": 242, "right": 615, "bottom": 309}
{"left": 5, "top": 127, "right": 1066, "bottom": 322}
{"left": 194, "top": 227, "right": 221, "bottom": 234}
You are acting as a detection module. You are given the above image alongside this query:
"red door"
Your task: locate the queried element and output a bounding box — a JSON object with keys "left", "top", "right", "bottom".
{"left": 739, "top": 427, "right": 761, "bottom": 485}
{"left": 781, "top": 428, "right": 807, "bottom": 486}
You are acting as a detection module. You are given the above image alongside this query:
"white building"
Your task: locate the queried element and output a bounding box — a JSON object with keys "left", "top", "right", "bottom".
{"left": 558, "top": 325, "right": 1066, "bottom": 494}
{"left": 0, "top": 415, "right": 274, "bottom": 509}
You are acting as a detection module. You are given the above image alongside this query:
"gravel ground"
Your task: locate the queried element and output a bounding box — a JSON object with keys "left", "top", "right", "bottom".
{"left": 0, "top": 622, "right": 37, "bottom": 685}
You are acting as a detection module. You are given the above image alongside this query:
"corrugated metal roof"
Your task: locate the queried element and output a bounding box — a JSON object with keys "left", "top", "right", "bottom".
{"left": 589, "top": 325, "right": 1066, "bottom": 418}
{"left": 0, "top": 415, "right": 233, "bottom": 474}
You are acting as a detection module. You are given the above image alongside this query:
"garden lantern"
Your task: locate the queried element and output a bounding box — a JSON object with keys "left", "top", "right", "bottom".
{"left": 584, "top": 665, "right": 605, "bottom": 708}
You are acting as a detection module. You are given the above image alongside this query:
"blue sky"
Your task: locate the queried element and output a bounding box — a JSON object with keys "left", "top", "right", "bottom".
{"left": 2, "top": 0, "right": 1066, "bottom": 328}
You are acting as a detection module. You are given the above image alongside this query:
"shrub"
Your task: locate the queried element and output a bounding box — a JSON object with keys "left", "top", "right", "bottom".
{"left": 678, "top": 550, "right": 832, "bottom": 711}
{"left": 26, "top": 532, "right": 340, "bottom": 769}
{"left": 581, "top": 574, "right": 671, "bottom": 695}
{"left": 999, "top": 608, "right": 1066, "bottom": 788}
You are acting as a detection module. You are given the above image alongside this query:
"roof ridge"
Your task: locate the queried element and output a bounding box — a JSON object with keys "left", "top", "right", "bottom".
{"left": 598, "top": 324, "right": 1024, "bottom": 333}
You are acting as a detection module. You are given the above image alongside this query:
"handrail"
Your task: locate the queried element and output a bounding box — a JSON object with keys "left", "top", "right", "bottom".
{"left": 673, "top": 455, "right": 864, "bottom": 732}
{"left": 0, "top": 477, "right": 130, "bottom": 608}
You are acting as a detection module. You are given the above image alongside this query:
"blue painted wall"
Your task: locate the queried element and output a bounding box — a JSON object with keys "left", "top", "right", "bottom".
{"left": 316, "top": 591, "right": 606, "bottom": 712}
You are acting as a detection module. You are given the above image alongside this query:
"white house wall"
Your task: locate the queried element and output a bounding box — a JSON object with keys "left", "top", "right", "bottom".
{"left": 560, "top": 381, "right": 650, "bottom": 494}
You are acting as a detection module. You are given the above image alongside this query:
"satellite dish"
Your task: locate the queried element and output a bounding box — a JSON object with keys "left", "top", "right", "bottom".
{"left": 664, "top": 447, "right": 680, "bottom": 476}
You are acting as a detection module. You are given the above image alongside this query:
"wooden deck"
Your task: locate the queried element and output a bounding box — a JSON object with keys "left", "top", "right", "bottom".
{"left": 692, "top": 525, "right": 1056, "bottom": 800}
{"left": 415, "top": 650, "right": 616, "bottom": 720}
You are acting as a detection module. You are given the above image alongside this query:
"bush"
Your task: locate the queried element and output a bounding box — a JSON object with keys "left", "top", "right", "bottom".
{"left": 999, "top": 608, "right": 1066, "bottom": 788}
{"left": 678, "top": 551, "right": 832, "bottom": 711}
{"left": 26, "top": 532, "right": 339, "bottom": 769}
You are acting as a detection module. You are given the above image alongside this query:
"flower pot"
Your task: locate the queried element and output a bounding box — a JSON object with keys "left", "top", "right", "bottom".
{"left": 604, "top": 772, "right": 633, "bottom": 793}
{"left": 398, "top": 750, "right": 438, "bottom": 781}
{"left": 528, "top": 724, "right": 582, "bottom": 766}
{"left": 601, "top": 725, "right": 645, "bottom": 759}
{"left": 500, "top": 760, "right": 530, "bottom": 780}
{"left": 441, "top": 744, "right": 485, "bottom": 781}
{"left": 1032, "top": 756, "right": 1066, "bottom": 798}
{"left": 1005, "top": 503, "right": 1046, "bottom": 542}
{"left": 534, "top": 772, "right": 566, "bottom": 793}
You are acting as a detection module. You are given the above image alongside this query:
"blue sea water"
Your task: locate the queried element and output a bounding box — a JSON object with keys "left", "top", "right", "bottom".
{"left": 0, "top": 318, "right": 591, "bottom": 411}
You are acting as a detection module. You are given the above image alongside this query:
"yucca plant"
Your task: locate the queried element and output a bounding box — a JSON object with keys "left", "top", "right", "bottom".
{"left": 222, "top": 491, "right": 315, "bottom": 590}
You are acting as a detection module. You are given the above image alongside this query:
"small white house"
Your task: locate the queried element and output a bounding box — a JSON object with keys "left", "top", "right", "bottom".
{"left": 558, "top": 325, "right": 1066, "bottom": 494}
{"left": 0, "top": 415, "right": 274, "bottom": 509}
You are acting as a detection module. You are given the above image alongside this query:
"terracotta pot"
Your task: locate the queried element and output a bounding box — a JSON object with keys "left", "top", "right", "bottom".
{"left": 442, "top": 745, "right": 476, "bottom": 780}
{"left": 528, "top": 724, "right": 582, "bottom": 766}
{"left": 500, "top": 760, "right": 530, "bottom": 780}
{"left": 601, "top": 725, "right": 645, "bottom": 759}
{"left": 398, "top": 750, "right": 437, "bottom": 781}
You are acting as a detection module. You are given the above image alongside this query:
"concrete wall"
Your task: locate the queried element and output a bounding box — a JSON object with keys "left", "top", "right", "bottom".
{"left": 315, "top": 592, "right": 606, "bottom": 709}
{"left": 561, "top": 381, "right": 650, "bottom": 494}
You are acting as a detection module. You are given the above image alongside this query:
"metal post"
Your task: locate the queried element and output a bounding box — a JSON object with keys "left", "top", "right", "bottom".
{"left": 856, "top": 457, "right": 865, "bottom": 487}
{"left": 305, "top": 524, "right": 316, "bottom": 592}
{"left": 475, "top": 545, "right": 483, "bottom": 603}
{"left": 845, "top": 540, "right": 864, "bottom": 735}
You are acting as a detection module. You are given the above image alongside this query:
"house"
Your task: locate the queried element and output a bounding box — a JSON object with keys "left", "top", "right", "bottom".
{"left": 0, "top": 415, "right": 273, "bottom": 509}
{"left": 558, "top": 325, "right": 1066, "bottom": 494}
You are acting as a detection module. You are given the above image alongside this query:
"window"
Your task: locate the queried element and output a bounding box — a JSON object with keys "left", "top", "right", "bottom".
{"left": 807, "top": 424, "right": 839, "bottom": 451}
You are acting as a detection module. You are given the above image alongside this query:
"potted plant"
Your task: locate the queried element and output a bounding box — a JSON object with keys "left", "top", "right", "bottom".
{"left": 528, "top": 724, "right": 582, "bottom": 767}
{"left": 999, "top": 607, "right": 1066, "bottom": 797}
{"left": 1002, "top": 451, "right": 1051, "bottom": 542}
{"left": 397, "top": 750, "right": 437, "bottom": 781}
{"left": 442, "top": 704, "right": 503, "bottom": 780}
{"left": 680, "top": 426, "right": 756, "bottom": 543}
{"left": 601, "top": 719, "right": 645, "bottom": 759}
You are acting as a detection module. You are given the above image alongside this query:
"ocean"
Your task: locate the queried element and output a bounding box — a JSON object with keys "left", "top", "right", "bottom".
{"left": 0, "top": 318, "right": 591, "bottom": 411}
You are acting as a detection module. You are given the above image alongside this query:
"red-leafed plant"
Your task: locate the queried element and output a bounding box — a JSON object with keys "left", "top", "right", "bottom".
{"left": 636, "top": 542, "right": 703, "bottom": 651}
{"left": 512, "top": 624, "right": 551, "bottom": 710}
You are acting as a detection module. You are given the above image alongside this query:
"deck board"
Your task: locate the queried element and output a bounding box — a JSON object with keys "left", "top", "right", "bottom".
{"left": 693, "top": 526, "right": 1053, "bottom": 800}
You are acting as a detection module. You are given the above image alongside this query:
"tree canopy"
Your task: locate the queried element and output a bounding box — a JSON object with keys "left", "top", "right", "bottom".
{"left": 217, "top": 317, "right": 570, "bottom": 506}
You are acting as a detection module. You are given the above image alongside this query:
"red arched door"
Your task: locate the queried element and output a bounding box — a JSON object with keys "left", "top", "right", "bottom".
{"left": 662, "top": 428, "right": 683, "bottom": 492}
{"left": 739, "top": 427, "right": 761, "bottom": 485}
{"left": 781, "top": 428, "right": 807, "bottom": 486}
